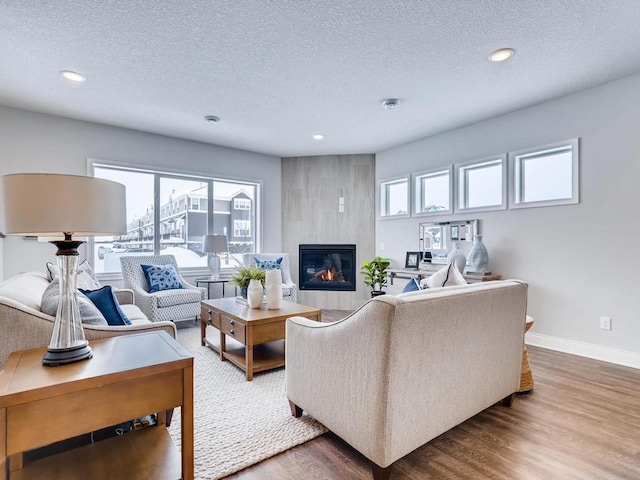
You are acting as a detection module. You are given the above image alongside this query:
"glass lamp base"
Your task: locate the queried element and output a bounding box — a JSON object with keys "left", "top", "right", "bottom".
{"left": 42, "top": 342, "right": 93, "bottom": 367}
{"left": 208, "top": 253, "right": 221, "bottom": 280}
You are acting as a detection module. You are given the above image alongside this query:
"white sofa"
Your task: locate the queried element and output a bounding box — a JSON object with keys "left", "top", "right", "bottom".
{"left": 0, "top": 271, "right": 177, "bottom": 368}
{"left": 286, "top": 280, "right": 528, "bottom": 480}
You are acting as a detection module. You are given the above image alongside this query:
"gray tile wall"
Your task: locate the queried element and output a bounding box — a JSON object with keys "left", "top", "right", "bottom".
{"left": 282, "top": 154, "right": 375, "bottom": 310}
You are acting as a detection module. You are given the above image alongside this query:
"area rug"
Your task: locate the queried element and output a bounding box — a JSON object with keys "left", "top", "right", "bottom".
{"left": 167, "top": 326, "right": 327, "bottom": 479}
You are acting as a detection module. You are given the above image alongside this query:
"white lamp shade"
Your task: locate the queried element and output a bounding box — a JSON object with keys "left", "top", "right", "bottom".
{"left": 2, "top": 173, "right": 126, "bottom": 236}
{"left": 202, "top": 235, "right": 228, "bottom": 253}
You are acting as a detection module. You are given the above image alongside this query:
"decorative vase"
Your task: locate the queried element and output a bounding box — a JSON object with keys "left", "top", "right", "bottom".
{"left": 468, "top": 235, "right": 489, "bottom": 272}
{"left": 265, "top": 269, "right": 283, "bottom": 310}
{"left": 447, "top": 242, "right": 466, "bottom": 274}
{"left": 247, "top": 279, "right": 263, "bottom": 308}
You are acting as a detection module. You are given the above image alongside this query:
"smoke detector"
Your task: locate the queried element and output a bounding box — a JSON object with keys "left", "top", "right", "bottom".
{"left": 382, "top": 99, "right": 400, "bottom": 110}
{"left": 204, "top": 115, "right": 220, "bottom": 124}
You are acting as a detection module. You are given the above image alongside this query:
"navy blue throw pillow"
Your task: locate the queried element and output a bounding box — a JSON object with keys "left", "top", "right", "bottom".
{"left": 401, "top": 277, "right": 421, "bottom": 293}
{"left": 79, "top": 286, "right": 132, "bottom": 326}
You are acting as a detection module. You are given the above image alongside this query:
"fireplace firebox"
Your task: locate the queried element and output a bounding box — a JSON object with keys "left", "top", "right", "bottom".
{"left": 299, "top": 244, "right": 356, "bottom": 291}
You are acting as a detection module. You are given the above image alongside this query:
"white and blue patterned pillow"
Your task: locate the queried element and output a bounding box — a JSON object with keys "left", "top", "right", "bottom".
{"left": 141, "top": 264, "right": 184, "bottom": 293}
{"left": 254, "top": 257, "right": 282, "bottom": 270}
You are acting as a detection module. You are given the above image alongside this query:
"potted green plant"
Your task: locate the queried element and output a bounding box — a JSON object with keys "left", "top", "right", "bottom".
{"left": 230, "top": 265, "right": 266, "bottom": 298}
{"left": 360, "top": 256, "right": 391, "bottom": 297}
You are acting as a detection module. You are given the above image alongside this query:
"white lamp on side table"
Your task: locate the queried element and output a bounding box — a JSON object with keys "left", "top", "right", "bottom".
{"left": 202, "top": 234, "right": 228, "bottom": 280}
{"left": 1, "top": 173, "right": 126, "bottom": 366}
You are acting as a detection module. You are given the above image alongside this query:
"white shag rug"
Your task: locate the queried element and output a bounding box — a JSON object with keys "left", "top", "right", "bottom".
{"left": 167, "top": 326, "right": 327, "bottom": 479}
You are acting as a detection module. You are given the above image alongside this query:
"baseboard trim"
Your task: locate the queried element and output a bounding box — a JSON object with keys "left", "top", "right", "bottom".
{"left": 526, "top": 333, "right": 640, "bottom": 369}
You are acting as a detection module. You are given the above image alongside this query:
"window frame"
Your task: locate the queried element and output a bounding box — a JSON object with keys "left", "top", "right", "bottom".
{"left": 87, "top": 159, "right": 262, "bottom": 279}
{"left": 508, "top": 138, "right": 579, "bottom": 209}
{"left": 455, "top": 154, "right": 507, "bottom": 213}
{"left": 379, "top": 175, "right": 411, "bottom": 219}
{"left": 412, "top": 166, "right": 453, "bottom": 217}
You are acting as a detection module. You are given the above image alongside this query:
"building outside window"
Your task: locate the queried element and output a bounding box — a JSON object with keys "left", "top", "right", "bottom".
{"left": 234, "top": 219, "right": 251, "bottom": 237}
{"left": 234, "top": 198, "right": 251, "bottom": 210}
{"left": 91, "top": 163, "right": 259, "bottom": 274}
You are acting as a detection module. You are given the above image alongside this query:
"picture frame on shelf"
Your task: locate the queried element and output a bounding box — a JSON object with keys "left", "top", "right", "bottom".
{"left": 405, "top": 251, "right": 422, "bottom": 269}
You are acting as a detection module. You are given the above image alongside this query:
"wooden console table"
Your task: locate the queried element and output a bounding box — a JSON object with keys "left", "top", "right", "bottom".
{"left": 389, "top": 268, "right": 501, "bottom": 285}
{"left": 0, "top": 331, "right": 193, "bottom": 480}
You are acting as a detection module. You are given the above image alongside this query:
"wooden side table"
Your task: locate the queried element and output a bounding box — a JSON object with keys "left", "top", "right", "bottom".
{"left": 0, "top": 331, "right": 194, "bottom": 480}
{"left": 388, "top": 268, "right": 501, "bottom": 285}
{"left": 519, "top": 316, "right": 534, "bottom": 394}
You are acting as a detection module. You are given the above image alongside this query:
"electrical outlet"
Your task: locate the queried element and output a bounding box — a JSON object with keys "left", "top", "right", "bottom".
{"left": 600, "top": 316, "right": 611, "bottom": 331}
{"left": 380, "top": 243, "right": 385, "bottom": 251}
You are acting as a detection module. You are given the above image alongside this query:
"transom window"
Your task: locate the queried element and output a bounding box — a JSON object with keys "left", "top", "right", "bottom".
{"left": 456, "top": 156, "right": 507, "bottom": 212}
{"left": 509, "top": 139, "right": 579, "bottom": 208}
{"left": 380, "top": 176, "right": 410, "bottom": 218}
{"left": 90, "top": 162, "right": 260, "bottom": 274}
{"left": 413, "top": 167, "right": 452, "bottom": 216}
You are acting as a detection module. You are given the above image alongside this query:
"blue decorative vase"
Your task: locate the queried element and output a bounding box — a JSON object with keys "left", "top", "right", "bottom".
{"left": 469, "top": 235, "right": 489, "bottom": 272}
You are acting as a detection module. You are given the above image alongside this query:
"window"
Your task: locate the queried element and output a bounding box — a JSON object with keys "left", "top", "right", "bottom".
{"left": 456, "top": 155, "right": 507, "bottom": 212}
{"left": 91, "top": 162, "right": 260, "bottom": 274}
{"left": 234, "top": 219, "right": 251, "bottom": 237}
{"left": 413, "top": 166, "right": 452, "bottom": 216}
{"left": 380, "top": 176, "right": 410, "bottom": 218}
{"left": 234, "top": 198, "right": 251, "bottom": 210}
{"left": 509, "top": 139, "right": 579, "bottom": 208}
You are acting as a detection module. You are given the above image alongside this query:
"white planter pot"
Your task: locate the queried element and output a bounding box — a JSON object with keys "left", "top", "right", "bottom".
{"left": 265, "top": 269, "right": 283, "bottom": 310}
{"left": 247, "top": 279, "right": 264, "bottom": 308}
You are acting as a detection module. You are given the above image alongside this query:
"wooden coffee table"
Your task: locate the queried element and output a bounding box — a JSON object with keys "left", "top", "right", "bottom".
{"left": 201, "top": 298, "right": 321, "bottom": 380}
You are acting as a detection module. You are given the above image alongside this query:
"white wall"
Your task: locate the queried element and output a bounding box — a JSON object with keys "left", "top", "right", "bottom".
{"left": 376, "top": 73, "right": 640, "bottom": 365}
{"left": 0, "top": 106, "right": 282, "bottom": 280}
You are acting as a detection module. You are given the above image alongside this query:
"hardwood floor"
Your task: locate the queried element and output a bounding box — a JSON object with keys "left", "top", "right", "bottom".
{"left": 226, "top": 309, "right": 640, "bottom": 479}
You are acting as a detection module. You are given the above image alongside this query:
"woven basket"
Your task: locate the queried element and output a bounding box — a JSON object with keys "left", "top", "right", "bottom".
{"left": 518, "top": 318, "right": 534, "bottom": 393}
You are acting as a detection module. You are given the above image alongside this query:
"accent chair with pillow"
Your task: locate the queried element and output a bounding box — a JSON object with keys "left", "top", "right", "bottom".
{"left": 242, "top": 253, "right": 297, "bottom": 303}
{"left": 120, "top": 255, "right": 205, "bottom": 323}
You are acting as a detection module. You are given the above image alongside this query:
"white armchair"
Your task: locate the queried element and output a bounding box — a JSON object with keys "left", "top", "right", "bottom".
{"left": 120, "top": 255, "right": 206, "bottom": 323}
{"left": 242, "top": 253, "right": 297, "bottom": 302}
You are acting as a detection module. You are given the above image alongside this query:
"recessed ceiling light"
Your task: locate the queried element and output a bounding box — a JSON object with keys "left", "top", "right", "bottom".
{"left": 313, "top": 134, "right": 324, "bottom": 140}
{"left": 382, "top": 99, "right": 400, "bottom": 109}
{"left": 489, "top": 48, "right": 515, "bottom": 62}
{"left": 60, "top": 70, "right": 86, "bottom": 82}
{"left": 204, "top": 115, "right": 220, "bottom": 124}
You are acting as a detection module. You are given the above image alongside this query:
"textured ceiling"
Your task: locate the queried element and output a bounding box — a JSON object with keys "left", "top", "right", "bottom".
{"left": 2, "top": 1, "right": 640, "bottom": 157}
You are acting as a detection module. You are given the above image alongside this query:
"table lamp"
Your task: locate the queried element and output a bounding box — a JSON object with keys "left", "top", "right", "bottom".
{"left": 1, "top": 173, "right": 126, "bottom": 366}
{"left": 202, "top": 234, "right": 228, "bottom": 279}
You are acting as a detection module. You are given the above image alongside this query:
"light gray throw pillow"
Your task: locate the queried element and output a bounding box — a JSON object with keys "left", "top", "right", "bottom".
{"left": 46, "top": 260, "right": 102, "bottom": 290}
{"left": 41, "top": 279, "right": 108, "bottom": 326}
